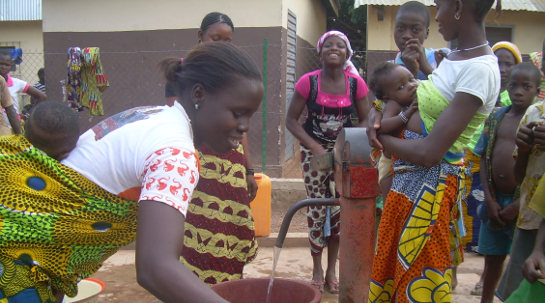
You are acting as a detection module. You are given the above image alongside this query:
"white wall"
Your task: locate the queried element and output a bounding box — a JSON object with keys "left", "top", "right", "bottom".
{"left": 43, "top": 0, "right": 283, "bottom": 33}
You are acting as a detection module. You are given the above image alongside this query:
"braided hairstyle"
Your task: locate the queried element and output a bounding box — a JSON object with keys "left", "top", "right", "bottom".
{"left": 158, "top": 42, "right": 261, "bottom": 98}
{"left": 200, "top": 12, "right": 235, "bottom": 33}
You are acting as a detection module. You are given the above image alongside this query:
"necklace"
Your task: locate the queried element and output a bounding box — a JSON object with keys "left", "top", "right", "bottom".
{"left": 450, "top": 41, "right": 489, "bottom": 54}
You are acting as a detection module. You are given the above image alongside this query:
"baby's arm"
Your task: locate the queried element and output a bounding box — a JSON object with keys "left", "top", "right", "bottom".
{"left": 379, "top": 100, "right": 418, "bottom": 135}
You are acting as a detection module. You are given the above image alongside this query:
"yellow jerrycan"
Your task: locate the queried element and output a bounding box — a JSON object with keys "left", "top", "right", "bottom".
{"left": 250, "top": 173, "right": 271, "bottom": 237}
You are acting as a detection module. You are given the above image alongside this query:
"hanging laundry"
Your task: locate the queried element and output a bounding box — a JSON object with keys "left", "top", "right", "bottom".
{"left": 9, "top": 48, "right": 23, "bottom": 65}
{"left": 65, "top": 47, "right": 109, "bottom": 119}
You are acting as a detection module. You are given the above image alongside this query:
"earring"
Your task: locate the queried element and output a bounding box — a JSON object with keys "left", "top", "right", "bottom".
{"left": 454, "top": 13, "right": 461, "bottom": 20}
{"left": 195, "top": 103, "right": 199, "bottom": 110}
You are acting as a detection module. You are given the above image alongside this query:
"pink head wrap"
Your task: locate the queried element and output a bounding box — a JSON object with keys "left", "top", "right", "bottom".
{"left": 317, "top": 30, "right": 359, "bottom": 75}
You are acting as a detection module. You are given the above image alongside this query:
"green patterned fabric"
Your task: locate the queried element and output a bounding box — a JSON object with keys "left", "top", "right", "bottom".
{"left": 418, "top": 77, "right": 488, "bottom": 156}
{"left": 0, "top": 136, "right": 138, "bottom": 300}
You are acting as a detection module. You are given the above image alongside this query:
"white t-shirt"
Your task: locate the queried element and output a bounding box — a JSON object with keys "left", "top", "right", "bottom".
{"left": 7, "top": 75, "right": 28, "bottom": 113}
{"left": 431, "top": 55, "right": 500, "bottom": 114}
{"left": 2, "top": 75, "right": 28, "bottom": 128}
{"left": 62, "top": 102, "right": 198, "bottom": 216}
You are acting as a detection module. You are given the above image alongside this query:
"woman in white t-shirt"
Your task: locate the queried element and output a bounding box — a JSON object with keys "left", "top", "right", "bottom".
{"left": 366, "top": 0, "right": 501, "bottom": 300}
{"left": 60, "top": 42, "right": 264, "bottom": 303}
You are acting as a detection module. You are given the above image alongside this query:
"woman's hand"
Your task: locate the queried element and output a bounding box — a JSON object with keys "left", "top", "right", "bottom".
{"left": 401, "top": 40, "right": 421, "bottom": 78}
{"left": 367, "top": 107, "right": 383, "bottom": 150}
{"left": 311, "top": 145, "right": 327, "bottom": 158}
{"left": 405, "top": 99, "right": 419, "bottom": 118}
{"left": 522, "top": 250, "right": 545, "bottom": 283}
{"left": 246, "top": 174, "right": 258, "bottom": 202}
{"left": 498, "top": 199, "right": 519, "bottom": 224}
{"left": 534, "top": 123, "right": 545, "bottom": 150}
{"left": 516, "top": 122, "right": 537, "bottom": 153}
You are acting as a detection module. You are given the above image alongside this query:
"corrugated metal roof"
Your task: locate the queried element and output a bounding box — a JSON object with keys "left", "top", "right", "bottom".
{"left": 354, "top": 0, "right": 545, "bottom": 12}
{"left": 0, "top": 0, "right": 42, "bottom": 21}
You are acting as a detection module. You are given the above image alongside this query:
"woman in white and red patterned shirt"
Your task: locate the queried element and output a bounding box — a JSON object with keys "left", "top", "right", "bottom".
{"left": 62, "top": 42, "right": 264, "bottom": 303}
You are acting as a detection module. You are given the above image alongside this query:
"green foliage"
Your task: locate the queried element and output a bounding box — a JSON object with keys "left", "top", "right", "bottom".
{"left": 329, "top": 0, "right": 367, "bottom": 51}
{"left": 338, "top": 0, "right": 367, "bottom": 25}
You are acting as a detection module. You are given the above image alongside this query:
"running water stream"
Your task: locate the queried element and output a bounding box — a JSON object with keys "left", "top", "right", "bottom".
{"left": 265, "top": 246, "right": 282, "bottom": 303}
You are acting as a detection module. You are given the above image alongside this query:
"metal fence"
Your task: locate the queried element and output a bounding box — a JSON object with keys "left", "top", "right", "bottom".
{"left": 10, "top": 44, "right": 396, "bottom": 179}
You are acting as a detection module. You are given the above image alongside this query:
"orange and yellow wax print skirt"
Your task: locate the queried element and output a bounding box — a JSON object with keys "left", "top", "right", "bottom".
{"left": 369, "top": 130, "right": 464, "bottom": 303}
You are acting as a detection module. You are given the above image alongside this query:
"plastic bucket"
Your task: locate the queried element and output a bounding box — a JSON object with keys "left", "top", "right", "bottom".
{"left": 211, "top": 278, "right": 321, "bottom": 303}
{"left": 65, "top": 278, "right": 105, "bottom": 303}
{"left": 250, "top": 173, "right": 271, "bottom": 237}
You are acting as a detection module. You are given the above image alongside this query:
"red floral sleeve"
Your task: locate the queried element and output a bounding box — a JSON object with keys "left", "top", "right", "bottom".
{"left": 139, "top": 147, "right": 199, "bottom": 216}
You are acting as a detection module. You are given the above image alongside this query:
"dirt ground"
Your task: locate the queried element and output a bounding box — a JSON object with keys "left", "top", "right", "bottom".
{"left": 270, "top": 207, "right": 308, "bottom": 233}
{"left": 89, "top": 249, "right": 500, "bottom": 303}
{"left": 86, "top": 206, "right": 502, "bottom": 303}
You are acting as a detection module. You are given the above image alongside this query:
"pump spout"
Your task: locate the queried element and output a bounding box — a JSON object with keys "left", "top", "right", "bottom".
{"left": 274, "top": 198, "right": 339, "bottom": 249}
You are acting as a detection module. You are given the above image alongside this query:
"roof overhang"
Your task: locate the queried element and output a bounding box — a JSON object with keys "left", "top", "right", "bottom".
{"left": 354, "top": 0, "right": 545, "bottom": 12}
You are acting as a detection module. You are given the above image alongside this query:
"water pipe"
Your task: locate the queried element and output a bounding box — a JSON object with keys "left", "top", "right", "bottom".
{"left": 275, "top": 127, "right": 381, "bottom": 303}
{"left": 274, "top": 198, "right": 340, "bottom": 249}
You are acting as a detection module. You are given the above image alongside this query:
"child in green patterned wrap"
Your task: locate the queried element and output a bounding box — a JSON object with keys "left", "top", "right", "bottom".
{"left": 24, "top": 101, "right": 80, "bottom": 161}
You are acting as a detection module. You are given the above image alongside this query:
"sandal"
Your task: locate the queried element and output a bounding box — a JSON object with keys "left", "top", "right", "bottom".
{"left": 310, "top": 280, "right": 325, "bottom": 293}
{"left": 470, "top": 282, "right": 483, "bottom": 296}
{"left": 325, "top": 280, "right": 339, "bottom": 294}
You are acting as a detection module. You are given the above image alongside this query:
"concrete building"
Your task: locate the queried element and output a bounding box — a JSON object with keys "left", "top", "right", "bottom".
{"left": 41, "top": 0, "right": 340, "bottom": 177}
{"left": 0, "top": 0, "right": 44, "bottom": 106}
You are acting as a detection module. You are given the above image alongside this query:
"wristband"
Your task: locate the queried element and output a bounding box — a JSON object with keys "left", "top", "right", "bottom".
{"left": 398, "top": 111, "right": 409, "bottom": 124}
{"left": 246, "top": 168, "right": 255, "bottom": 175}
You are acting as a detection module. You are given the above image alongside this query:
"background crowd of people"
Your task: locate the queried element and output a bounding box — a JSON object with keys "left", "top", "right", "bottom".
{"left": 0, "top": 1, "right": 545, "bottom": 303}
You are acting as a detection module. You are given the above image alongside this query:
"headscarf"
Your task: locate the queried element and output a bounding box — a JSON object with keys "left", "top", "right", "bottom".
{"left": 317, "top": 30, "right": 359, "bottom": 75}
{"left": 492, "top": 41, "right": 522, "bottom": 64}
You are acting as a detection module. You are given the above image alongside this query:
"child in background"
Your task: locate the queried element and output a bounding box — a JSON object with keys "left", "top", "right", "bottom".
{"left": 369, "top": 62, "right": 419, "bottom": 197}
{"left": 30, "top": 68, "right": 46, "bottom": 105}
{"left": 472, "top": 62, "right": 541, "bottom": 303}
{"left": 0, "top": 75, "right": 21, "bottom": 136}
{"left": 497, "top": 39, "right": 545, "bottom": 301}
{"left": 24, "top": 101, "right": 80, "bottom": 161}
{"left": 504, "top": 97, "right": 545, "bottom": 303}
{"left": 492, "top": 41, "right": 523, "bottom": 106}
{"left": 0, "top": 50, "right": 47, "bottom": 127}
{"left": 463, "top": 41, "right": 523, "bottom": 295}
{"left": 393, "top": 1, "right": 442, "bottom": 80}
{"left": 528, "top": 39, "right": 545, "bottom": 103}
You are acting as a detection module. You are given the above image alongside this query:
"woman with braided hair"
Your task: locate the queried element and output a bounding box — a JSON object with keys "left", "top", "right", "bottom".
{"left": 165, "top": 12, "right": 260, "bottom": 285}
